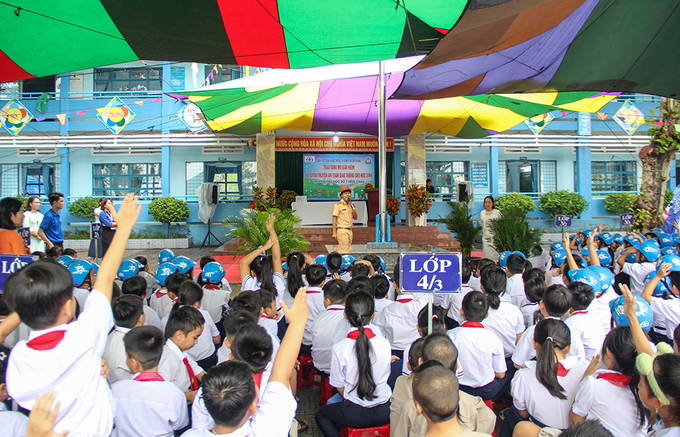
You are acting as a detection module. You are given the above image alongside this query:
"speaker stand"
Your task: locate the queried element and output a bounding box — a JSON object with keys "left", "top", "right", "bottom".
{"left": 201, "top": 221, "right": 223, "bottom": 248}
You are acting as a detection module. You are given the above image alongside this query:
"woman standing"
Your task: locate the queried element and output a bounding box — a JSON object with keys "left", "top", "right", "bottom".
{"left": 481, "top": 195, "right": 502, "bottom": 261}
{"left": 99, "top": 198, "right": 116, "bottom": 256}
{"left": 0, "top": 197, "right": 29, "bottom": 254}
{"left": 88, "top": 197, "right": 104, "bottom": 260}
{"left": 22, "top": 196, "right": 47, "bottom": 253}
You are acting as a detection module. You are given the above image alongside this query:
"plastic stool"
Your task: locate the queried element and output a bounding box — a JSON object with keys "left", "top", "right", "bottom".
{"left": 320, "top": 375, "right": 333, "bottom": 406}
{"left": 340, "top": 423, "right": 390, "bottom": 437}
{"left": 297, "top": 354, "right": 321, "bottom": 389}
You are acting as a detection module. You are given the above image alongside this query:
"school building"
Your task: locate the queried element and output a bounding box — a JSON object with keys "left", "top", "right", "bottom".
{"left": 0, "top": 60, "right": 667, "bottom": 242}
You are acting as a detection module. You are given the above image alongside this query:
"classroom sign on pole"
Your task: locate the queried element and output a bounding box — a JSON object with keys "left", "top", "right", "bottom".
{"left": 400, "top": 252, "right": 462, "bottom": 333}
{"left": 0, "top": 255, "right": 34, "bottom": 292}
{"left": 620, "top": 213, "right": 635, "bottom": 227}
{"left": 17, "top": 227, "right": 30, "bottom": 247}
{"left": 555, "top": 214, "right": 571, "bottom": 240}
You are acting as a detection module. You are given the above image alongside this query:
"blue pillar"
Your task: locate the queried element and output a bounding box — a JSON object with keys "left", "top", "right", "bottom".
{"left": 161, "top": 62, "right": 171, "bottom": 196}
{"left": 393, "top": 143, "right": 402, "bottom": 222}
{"left": 489, "top": 143, "right": 499, "bottom": 198}
{"left": 670, "top": 160, "right": 677, "bottom": 190}
{"left": 59, "top": 73, "right": 70, "bottom": 199}
{"left": 576, "top": 113, "right": 592, "bottom": 220}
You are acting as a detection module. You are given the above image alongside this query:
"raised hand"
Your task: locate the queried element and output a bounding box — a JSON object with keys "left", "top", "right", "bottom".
{"left": 26, "top": 391, "right": 69, "bottom": 437}
{"left": 112, "top": 194, "right": 141, "bottom": 233}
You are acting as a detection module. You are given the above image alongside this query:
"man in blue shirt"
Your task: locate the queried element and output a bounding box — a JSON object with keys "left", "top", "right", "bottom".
{"left": 38, "top": 192, "right": 64, "bottom": 249}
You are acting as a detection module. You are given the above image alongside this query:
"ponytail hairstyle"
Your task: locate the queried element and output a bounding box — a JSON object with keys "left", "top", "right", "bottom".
{"left": 533, "top": 318, "right": 571, "bottom": 400}
{"left": 230, "top": 291, "right": 262, "bottom": 320}
{"left": 602, "top": 327, "right": 647, "bottom": 428}
{"left": 249, "top": 255, "right": 275, "bottom": 293}
{"left": 326, "top": 252, "right": 343, "bottom": 274}
{"left": 417, "top": 305, "right": 446, "bottom": 336}
{"left": 344, "top": 291, "right": 377, "bottom": 400}
{"left": 285, "top": 251, "right": 305, "bottom": 298}
{"left": 167, "top": 280, "right": 204, "bottom": 320}
{"left": 480, "top": 266, "right": 507, "bottom": 310}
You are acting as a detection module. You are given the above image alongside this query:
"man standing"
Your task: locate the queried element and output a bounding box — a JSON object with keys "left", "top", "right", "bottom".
{"left": 38, "top": 192, "right": 64, "bottom": 249}
{"left": 425, "top": 179, "right": 435, "bottom": 194}
{"left": 332, "top": 186, "right": 357, "bottom": 248}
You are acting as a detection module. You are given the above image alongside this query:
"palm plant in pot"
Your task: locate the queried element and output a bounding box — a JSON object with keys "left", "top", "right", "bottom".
{"left": 438, "top": 200, "right": 482, "bottom": 257}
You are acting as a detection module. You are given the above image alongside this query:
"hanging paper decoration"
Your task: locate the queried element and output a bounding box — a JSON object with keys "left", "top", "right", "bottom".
{"left": 613, "top": 100, "right": 645, "bottom": 136}
{"left": 56, "top": 114, "right": 66, "bottom": 125}
{"left": 177, "top": 103, "right": 207, "bottom": 132}
{"left": 597, "top": 112, "right": 607, "bottom": 121}
{"left": 525, "top": 113, "right": 554, "bottom": 134}
{"left": 96, "top": 96, "right": 135, "bottom": 134}
{"left": 0, "top": 98, "right": 34, "bottom": 135}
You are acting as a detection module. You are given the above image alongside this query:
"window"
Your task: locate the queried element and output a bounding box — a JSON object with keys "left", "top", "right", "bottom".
{"left": 426, "top": 161, "right": 469, "bottom": 195}
{"left": 1, "top": 164, "right": 19, "bottom": 197}
{"left": 591, "top": 161, "right": 637, "bottom": 194}
{"left": 204, "top": 65, "right": 242, "bottom": 84}
{"left": 186, "top": 161, "right": 257, "bottom": 200}
{"left": 0, "top": 81, "right": 20, "bottom": 98}
{"left": 24, "top": 167, "right": 48, "bottom": 196}
{"left": 93, "top": 163, "right": 161, "bottom": 197}
{"left": 94, "top": 67, "right": 162, "bottom": 92}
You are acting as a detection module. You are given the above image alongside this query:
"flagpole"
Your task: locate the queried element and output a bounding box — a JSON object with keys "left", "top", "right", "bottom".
{"left": 378, "top": 60, "right": 387, "bottom": 242}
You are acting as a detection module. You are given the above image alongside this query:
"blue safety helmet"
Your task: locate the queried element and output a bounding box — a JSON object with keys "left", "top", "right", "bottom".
{"left": 644, "top": 271, "right": 672, "bottom": 298}
{"left": 597, "top": 232, "right": 614, "bottom": 246}
{"left": 661, "top": 247, "right": 679, "bottom": 256}
{"left": 550, "top": 242, "right": 564, "bottom": 251}
{"left": 155, "top": 263, "right": 179, "bottom": 286}
{"left": 626, "top": 252, "right": 638, "bottom": 263}
{"left": 129, "top": 258, "right": 144, "bottom": 269}
{"left": 378, "top": 256, "right": 386, "bottom": 273}
{"left": 551, "top": 249, "right": 567, "bottom": 267}
{"left": 201, "top": 261, "right": 225, "bottom": 284}
{"left": 588, "top": 266, "right": 614, "bottom": 294}
{"left": 638, "top": 240, "right": 662, "bottom": 262}
{"left": 596, "top": 249, "right": 612, "bottom": 267}
{"left": 660, "top": 233, "right": 675, "bottom": 248}
{"left": 612, "top": 234, "right": 624, "bottom": 245}
{"left": 341, "top": 255, "right": 356, "bottom": 271}
{"left": 512, "top": 251, "right": 526, "bottom": 259}
{"left": 610, "top": 295, "right": 653, "bottom": 329}
{"left": 315, "top": 254, "right": 328, "bottom": 268}
{"left": 69, "top": 260, "right": 93, "bottom": 287}
{"left": 582, "top": 230, "right": 593, "bottom": 238}
{"left": 173, "top": 256, "right": 196, "bottom": 274}
{"left": 498, "top": 251, "right": 511, "bottom": 269}
{"left": 117, "top": 259, "right": 140, "bottom": 280}
{"left": 568, "top": 269, "right": 601, "bottom": 293}
{"left": 282, "top": 262, "right": 288, "bottom": 271}
{"left": 158, "top": 249, "right": 175, "bottom": 264}
{"left": 624, "top": 235, "right": 641, "bottom": 247}
{"left": 580, "top": 247, "right": 591, "bottom": 258}
{"left": 56, "top": 255, "right": 74, "bottom": 267}
{"left": 657, "top": 254, "right": 680, "bottom": 272}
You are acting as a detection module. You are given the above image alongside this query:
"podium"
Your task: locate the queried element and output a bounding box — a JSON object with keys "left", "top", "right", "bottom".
{"left": 363, "top": 188, "right": 391, "bottom": 225}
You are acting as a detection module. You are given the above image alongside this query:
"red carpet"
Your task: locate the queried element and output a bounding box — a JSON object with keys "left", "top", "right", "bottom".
{"left": 192, "top": 255, "right": 246, "bottom": 284}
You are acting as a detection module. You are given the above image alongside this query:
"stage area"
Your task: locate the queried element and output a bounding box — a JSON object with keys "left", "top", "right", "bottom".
{"left": 292, "top": 200, "right": 368, "bottom": 226}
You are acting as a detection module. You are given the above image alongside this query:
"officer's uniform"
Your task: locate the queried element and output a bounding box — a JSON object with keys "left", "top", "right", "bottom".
{"left": 333, "top": 200, "right": 355, "bottom": 246}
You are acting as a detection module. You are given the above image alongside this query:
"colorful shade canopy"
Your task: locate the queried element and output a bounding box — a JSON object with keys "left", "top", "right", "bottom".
{"left": 396, "top": 0, "right": 680, "bottom": 99}
{"left": 0, "top": 0, "right": 465, "bottom": 82}
{"left": 170, "top": 71, "right": 617, "bottom": 138}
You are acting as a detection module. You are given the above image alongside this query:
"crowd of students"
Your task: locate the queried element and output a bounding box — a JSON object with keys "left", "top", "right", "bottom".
{"left": 2, "top": 200, "right": 680, "bottom": 437}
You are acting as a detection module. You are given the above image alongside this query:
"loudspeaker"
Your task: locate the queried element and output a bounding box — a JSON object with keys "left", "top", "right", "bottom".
{"left": 456, "top": 181, "right": 474, "bottom": 209}
{"left": 209, "top": 184, "right": 219, "bottom": 205}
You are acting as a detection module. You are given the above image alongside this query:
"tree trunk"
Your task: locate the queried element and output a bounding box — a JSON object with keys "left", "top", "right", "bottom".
{"left": 633, "top": 98, "right": 680, "bottom": 231}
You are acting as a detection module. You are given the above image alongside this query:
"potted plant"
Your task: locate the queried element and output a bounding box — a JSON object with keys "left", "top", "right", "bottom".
{"left": 386, "top": 194, "right": 400, "bottom": 220}
{"left": 222, "top": 206, "right": 309, "bottom": 257}
{"left": 490, "top": 207, "right": 542, "bottom": 255}
{"left": 538, "top": 190, "right": 588, "bottom": 218}
{"left": 148, "top": 196, "right": 190, "bottom": 238}
{"left": 495, "top": 193, "right": 536, "bottom": 213}
{"left": 438, "top": 200, "right": 482, "bottom": 257}
{"left": 405, "top": 183, "right": 433, "bottom": 226}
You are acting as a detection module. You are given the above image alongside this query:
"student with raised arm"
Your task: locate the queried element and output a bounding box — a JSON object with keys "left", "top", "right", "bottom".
{"left": 640, "top": 261, "right": 680, "bottom": 344}
{"left": 239, "top": 213, "right": 285, "bottom": 305}
{"left": 4, "top": 194, "right": 141, "bottom": 437}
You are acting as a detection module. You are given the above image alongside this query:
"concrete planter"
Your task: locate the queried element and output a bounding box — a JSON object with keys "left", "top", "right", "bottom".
{"left": 63, "top": 237, "right": 193, "bottom": 250}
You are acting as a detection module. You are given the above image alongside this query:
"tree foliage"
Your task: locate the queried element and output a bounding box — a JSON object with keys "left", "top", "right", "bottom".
{"left": 67, "top": 197, "right": 100, "bottom": 221}
{"left": 148, "top": 196, "right": 190, "bottom": 237}
{"left": 495, "top": 193, "right": 536, "bottom": 213}
{"left": 490, "top": 207, "right": 541, "bottom": 255}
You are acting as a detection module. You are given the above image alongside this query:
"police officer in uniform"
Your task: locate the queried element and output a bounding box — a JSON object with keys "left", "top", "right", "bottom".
{"left": 332, "top": 186, "right": 358, "bottom": 248}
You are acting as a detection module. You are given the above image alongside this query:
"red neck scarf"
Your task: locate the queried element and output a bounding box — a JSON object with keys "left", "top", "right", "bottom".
{"left": 571, "top": 310, "right": 588, "bottom": 316}
{"left": 397, "top": 296, "right": 413, "bottom": 303}
{"left": 347, "top": 328, "right": 376, "bottom": 340}
{"left": 597, "top": 372, "right": 632, "bottom": 387}
{"left": 204, "top": 284, "right": 220, "bottom": 290}
{"left": 252, "top": 372, "right": 263, "bottom": 389}
{"left": 556, "top": 362, "right": 570, "bottom": 377}
{"left": 26, "top": 330, "right": 66, "bottom": 350}
{"left": 183, "top": 357, "right": 199, "bottom": 391}
{"left": 133, "top": 372, "right": 165, "bottom": 382}
{"left": 156, "top": 290, "right": 167, "bottom": 298}
{"left": 461, "top": 322, "right": 484, "bottom": 328}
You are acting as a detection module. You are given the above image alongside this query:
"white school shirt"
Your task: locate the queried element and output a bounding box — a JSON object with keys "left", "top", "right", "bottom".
{"left": 161, "top": 308, "right": 219, "bottom": 361}
{"left": 441, "top": 284, "right": 473, "bottom": 324}
{"left": 6, "top": 289, "right": 115, "bottom": 437}
{"left": 104, "top": 326, "right": 133, "bottom": 385}
{"left": 330, "top": 325, "right": 392, "bottom": 407}
{"left": 571, "top": 369, "right": 647, "bottom": 437}
{"left": 303, "top": 286, "right": 326, "bottom": 346}
{"left": 73, "top": 287, "right": 90, "bottom": 310}
{"left": 520, "top": 301, "right": 540, "bottom": 327}
{"left": 373, "top": 294, "right": 426, "bottom": 351}
{"left": 143, "top": 304, "right": 163, "bottom": 331}
{"left": 191, "top": 363, "right": 272, "bottom": 430}
{"left": 216, "top": 343, "right": 231, "bottom": 365}
{"left": 448, "top": 323, "right": 506, "bottom": 387}
{"left": 529, "top": 249, "right": 550, "bottom": 271}
{"left": 651, "top": 296, "right": 680, "bottom": 340}
{"left": 241, "top": 272, "right": 286, "bottom": 307}
{"left": 331, "top": 319, "right": 384, "bottom": 346}
{"left": 483, "top": 302, "right": 525, "bottom": 357}
{"left": 1, "top": 319, "right": 31, "bottom": 348}
{"left": 511, "top": 356, "right": 588, "bottom": 430}
{"left": 138, "top": 270, "right": 160, "bottom": 292}
{"left": 158, "top": 340, "right": 204, "bottom": 392}
{"left": 565, "top": 309, "right": 605, "bottom": 362}
{"left": 592, "top": 287, "right": 617, "bottom": 335}
{"left": 181, "top": 381, "right": 296, "bottom": 437}
{"left": 512, "top": 317, "right": 586, "bottom": 367}
{"left": 0, "top": 403, "right": 28, "bottom": 437}
{"left": 201, "top": 286, "right": 230, "bottom": 323}
{"left": 256, "top": 318, "right": 281, "bottom": 360}
{"left": 468, "top": 275, "right": 482, "bottom": 292}
{"left": 111, "top": 373, "right": 189, "bottom": 437}
{"left": 623, "top": 262, "right": 656, "bottom": 296}
{"left": 648, "top": 424, "right": 680, "bottom": 437}
{"left": 149, "top": 290, "right": 173, "bottom": 320}
{"left": 507, "top": 274, "right": 525, "bottom": 307}
{"left": 311, "top": 304, "right": 346, "bottom": 373}
{"left": 374, "top": 298, "right": 392, "bottom": 313}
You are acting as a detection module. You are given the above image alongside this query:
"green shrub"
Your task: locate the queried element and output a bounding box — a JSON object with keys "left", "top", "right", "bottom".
{"left": 538, "top": 190, "right": 589, "bottom": 218}
{"left": 490, "top": 207, "right": 542, "bottom": 255}
{"left": 665, "top": 189, "right": 674, "bottom": 209}
{"left": 495, "top": 193, "right": 536, "bottom": 213}
{"left": 222, "top": 207, "right": 309, "bottom": 257}
{"left": 438, "top": 201, "right": 482, "bottom": 257}
{"left": 603, "top": 193, "right": 636, "bottom": 215}
{"left": 67, "top": 197, "right": 100, "bottom": 221}
{"left": 148, "top": 196, "right": 190, "bottom": 237}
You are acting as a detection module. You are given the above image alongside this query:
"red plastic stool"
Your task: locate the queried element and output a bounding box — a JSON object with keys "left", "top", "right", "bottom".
{"left": 482, "top": 400, "right": 496, "bottom": 437}
{"left": 340, "top": 423, "right": 390, "bottom": 437}
{"left": 319, "top": 375, "right": 333, "bottom": 406}
{"left": 297, "top": 354, "right": 321, "bottom": 389}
